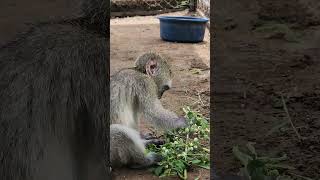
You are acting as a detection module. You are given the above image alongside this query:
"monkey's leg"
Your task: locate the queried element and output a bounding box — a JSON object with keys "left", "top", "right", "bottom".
{"left": 111, "top": 124, "right": 162, "bottom": 169}
{"left": 125, "top": 134, "right": 163, "bottom": 169}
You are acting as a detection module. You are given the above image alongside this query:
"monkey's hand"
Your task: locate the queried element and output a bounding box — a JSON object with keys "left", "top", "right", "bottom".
{"left": 140, "top": 132, "right": 157, "bottom": 140}
{"left": 173, "top": 117, "right": 187, "bottom": 128}
{"left": 144, "top": 139, "right": 165, "bottom": 148}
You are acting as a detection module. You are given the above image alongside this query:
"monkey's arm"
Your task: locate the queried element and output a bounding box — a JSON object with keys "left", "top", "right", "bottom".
{"left": 137, "top": 80, "right": 186, "bottom": 129}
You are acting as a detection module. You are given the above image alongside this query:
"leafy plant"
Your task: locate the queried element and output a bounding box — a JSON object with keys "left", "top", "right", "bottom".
{"left": 146, "top": 107, "right": 210, "bottom": 179}
{"left": 233, "top": 142, "right": 295, "bottom": 180}
{"left": 253, "top": 21, "right": 302, "bottom": 42}
{"left": 176, "top": 0, "right": 190, "bottom": 8}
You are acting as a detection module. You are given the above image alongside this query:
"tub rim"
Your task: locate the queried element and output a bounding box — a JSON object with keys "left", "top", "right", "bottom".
{"left": 157, "top": 16, "right": 209, "bottom": 23}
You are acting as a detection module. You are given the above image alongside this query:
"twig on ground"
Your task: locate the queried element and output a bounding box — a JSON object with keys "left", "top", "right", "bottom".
{"left": 281, "top": 95, "right": 302, "bottom": 141}
{"left": 288, "top": 172, "right": 314, "bottom": 180}
{"left": 197, "top": 90, "right": 205, "bottom": 107}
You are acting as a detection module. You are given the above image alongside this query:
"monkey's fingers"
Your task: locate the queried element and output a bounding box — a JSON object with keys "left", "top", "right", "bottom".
{"left": 144, "top": 139, "right": 165, "bottom": 147}
{"left": 140, "top": 132, "right": 157, "bottom": 140}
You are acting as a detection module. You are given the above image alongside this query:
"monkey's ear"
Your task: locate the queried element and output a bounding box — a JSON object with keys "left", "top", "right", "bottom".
{"left": 145, "top": 59, "right": 158, "bottom": 76}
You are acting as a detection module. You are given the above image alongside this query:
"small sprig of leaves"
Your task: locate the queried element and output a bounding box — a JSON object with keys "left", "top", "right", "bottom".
{"left": 233, "top": 142, "right": 297, "bottom": 180}
{"left": 253, "top": 21, "right": 302, "bottom": 43}
{"left": 146, "top": 107, "right": 210, "bottom": 179}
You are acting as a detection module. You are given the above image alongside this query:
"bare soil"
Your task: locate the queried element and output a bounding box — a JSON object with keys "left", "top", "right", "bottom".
{"left": 0, "top": 0, "right": 80, "bottom": 47}
{"left": 213, "top": 0, "right": 320, "bottom": 179}
{"left": 111, "top": 10, "right": 210, "bottom": 180}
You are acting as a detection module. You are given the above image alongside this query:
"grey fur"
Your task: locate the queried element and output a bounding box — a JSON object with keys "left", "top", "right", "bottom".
{"left": 110, "top": 52, "right": 186, "bottom": 168}
{"left": 0, "top": 0, "right": 110, "bottom": 179}
{"left": 110, "top": 124, "right": 162, "bottom": 169}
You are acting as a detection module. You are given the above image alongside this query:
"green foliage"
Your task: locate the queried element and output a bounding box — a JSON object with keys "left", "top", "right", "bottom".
{"left": 146, "top": 107, "right": 210, "bottom": 179}
{"left": 253, "top": 21, "right": 302, "bottom": 42}
{"left": 175, "top": 0, "right": 190, "bottom": 8}
{"left": 233, "top": 142, "right": 295, "bottom": 180}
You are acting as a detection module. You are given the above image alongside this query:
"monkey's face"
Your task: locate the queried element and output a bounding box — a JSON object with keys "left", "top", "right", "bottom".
{"left": 136, "top": 52, "right": 174, "bottom": 99}
{"left": 153, "top": 62, "right": 173, "bottom": 99}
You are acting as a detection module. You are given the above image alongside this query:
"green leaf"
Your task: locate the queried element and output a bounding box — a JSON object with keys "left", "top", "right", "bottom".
{"left": 190, "top": 68, "right": 202, "bottom": 74}
{"left": 246, "top": 142, "right": 257, "bottom": 158}
{"left": 160, "top": 169, "right": 173, "bottom": 177}
{"left": 239, "top": 167, "right": 251, "bottom": 180}
{"left": 174, "top": 160, "right": 186, "bottom": 171}
{"left": 191, "top": 159, "right": 201, "bottom": 164}
{"left": 267, "top": 169, "right": 279, "bottom": 176}
{"left": 194, "top": 176, "right": 200, "bottom": 180}
{"left": 178, "top": 169, "right": 188, "bottom": 180}
{"left": 197, "top": 164, "right": 210, "bottom": 169}
{"left": 258, "top": 154, "right": 287, "bottom": 163}
{"left": 154, "top": 166, "right": 164, "bottom": 176}
{"left": 266, "top": 121, "right": 289, "bottom": 137}
{"left": 233, "top": 146, "right": 253, "bottom": 167}
{"left": 247, "top": 159, "right": 267, "bottom": 178}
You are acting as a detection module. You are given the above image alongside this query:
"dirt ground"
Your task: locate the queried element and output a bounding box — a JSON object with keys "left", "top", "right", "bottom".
{"left": 213, "top": 0, "right": 320, "bottom": 179}
{"left": 111, "top": 10, "right": 211, "bottom": 180}
{"left": 0, "top": 0, "right": 80, "bottom": 47}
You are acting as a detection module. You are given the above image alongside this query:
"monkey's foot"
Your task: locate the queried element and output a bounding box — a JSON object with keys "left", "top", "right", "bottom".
{"left": 144, "top": 139, "right": 165, "bottom": 147}
{"left": 149, "top": 152, "right": 163, "bottom": 163}
{"left": 128, "top": 153, "right": 163, "bottom": 169}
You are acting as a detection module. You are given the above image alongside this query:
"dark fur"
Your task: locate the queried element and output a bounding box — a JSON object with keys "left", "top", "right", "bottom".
{"left": 0, "top": 0, "right": 110, "bottom": 180}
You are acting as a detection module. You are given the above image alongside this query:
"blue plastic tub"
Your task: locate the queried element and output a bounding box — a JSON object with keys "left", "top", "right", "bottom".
{"left": 157, "top": 16, "right": 209, "bottom": 43}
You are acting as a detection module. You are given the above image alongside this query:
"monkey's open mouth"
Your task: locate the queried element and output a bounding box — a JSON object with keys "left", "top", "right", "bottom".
{"left": 158, "top": 91, "right": 165, "bottom": 99}
{"left": 158, "top": 85, "right": 170, "bottom": 99}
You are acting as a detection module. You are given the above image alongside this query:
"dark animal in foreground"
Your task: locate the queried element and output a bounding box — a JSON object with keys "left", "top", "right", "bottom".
{"left": 0, "top": 0, "right": 110, "bottom": 180}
